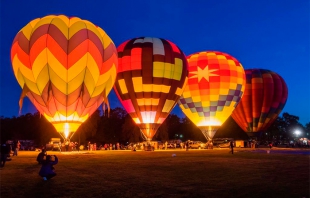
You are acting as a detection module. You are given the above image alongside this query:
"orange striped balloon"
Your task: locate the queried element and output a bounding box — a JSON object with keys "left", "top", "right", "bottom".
{"left": 11, "top": 15, "right": 118, "bottom": 140}
{"left": 231, "top": 69, "right": 288, "bottom": 137}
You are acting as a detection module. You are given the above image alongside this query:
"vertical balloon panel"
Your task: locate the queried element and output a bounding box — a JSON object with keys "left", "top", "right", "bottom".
{"left": 114, "top": 37, "right": 188, "bottom": 141}
{"left": 11, "top": 15, "right": 118, "bottom": 140}
{"left": 178, "top": 51, "right": 246, "bottom": 140}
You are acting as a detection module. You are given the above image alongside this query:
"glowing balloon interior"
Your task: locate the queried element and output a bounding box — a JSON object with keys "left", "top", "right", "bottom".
{"left": 231, "top": 69, "right": 288, "bottom": 137}
{"left": 114, "top": 37, "right": 188, "bottom": 141}
{"left": 11, "top": 15, "right": 118, "bottom": 140}
{"left": 178, "top": 51, "right": 246, "bottom": 140}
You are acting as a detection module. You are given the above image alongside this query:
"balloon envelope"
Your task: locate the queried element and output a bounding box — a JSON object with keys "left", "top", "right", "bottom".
{"left": 114, "top": 37, "right": 188, "bottom": 141}
{"left": 231, "top": 69, "right": 288, "bottom": 137}
{"left": 178, "top": 51, "right": 246, "bottom": 140}
{"left": 11, "top": 15, "right": 118, "bottom": 139}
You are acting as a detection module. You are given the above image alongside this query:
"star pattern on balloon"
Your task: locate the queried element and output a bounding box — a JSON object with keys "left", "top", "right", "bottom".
{"left": 189, "top": 65, "right": 219, "bottom": 82}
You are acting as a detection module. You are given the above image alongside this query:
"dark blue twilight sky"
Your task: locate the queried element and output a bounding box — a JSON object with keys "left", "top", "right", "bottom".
{"left": 0, "top": 0, "right": 309, "bottom": 125}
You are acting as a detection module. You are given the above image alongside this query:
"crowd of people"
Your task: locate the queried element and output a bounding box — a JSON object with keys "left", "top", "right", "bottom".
{"left": 88, "top": 142, "right": 124, "bottom": 151}
{"left": 3, "top": 137, "right": 305, "bottom": 183}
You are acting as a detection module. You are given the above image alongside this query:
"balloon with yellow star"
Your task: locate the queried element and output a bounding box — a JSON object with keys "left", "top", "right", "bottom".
{"left": 178, "top": 51, "right": 246, "bottom": 141}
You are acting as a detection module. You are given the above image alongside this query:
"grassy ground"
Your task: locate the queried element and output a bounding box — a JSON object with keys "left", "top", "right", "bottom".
{"left": 0, "top": 148, "right": 309, "bottom": 198}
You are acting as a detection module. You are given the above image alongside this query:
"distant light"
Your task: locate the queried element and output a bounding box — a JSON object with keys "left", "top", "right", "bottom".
{"left": 295, "top": 130, "right": 301, "bottom": 136}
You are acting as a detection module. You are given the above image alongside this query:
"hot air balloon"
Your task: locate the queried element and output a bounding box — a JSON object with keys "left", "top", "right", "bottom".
{"left": 178, "top": 51, "right": 246, "bottom": 141}
{"left": 231, "top": 69, "right": 288, "bottom": 137}
{"left": 114, "top": 37, "right": 188, "bottom": 142}
{"left": 11, "top": 15, "right": 118, "bottom": 140}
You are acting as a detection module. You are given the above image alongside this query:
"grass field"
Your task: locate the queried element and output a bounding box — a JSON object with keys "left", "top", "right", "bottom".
{"left": 0, "top": 148, "right": 309, "bottom": 198}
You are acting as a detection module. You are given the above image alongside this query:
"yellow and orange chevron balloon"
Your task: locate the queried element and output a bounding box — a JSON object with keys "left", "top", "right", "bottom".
{"left": 11, "top": 15, "right": 118, "bottom": 140}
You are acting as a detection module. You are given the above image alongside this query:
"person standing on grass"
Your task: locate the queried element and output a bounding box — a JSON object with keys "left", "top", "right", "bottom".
{"left": 186, "top": 140, "right": 190, "bottom": 151}
{"left": 12, "top": 141, "right": 18, "bottom": 156}
{"left": 1, "top": 142, "right": 10, "bottom": 167}
{"left": 39, "top": 155, "right": 58, "bottom": 181}
{"left": 230, "top": 140, "right": 234, "bottom": 154}
{"left": 65, "top": 139, "right": 69, "bottom": 152}
{"left": 75, "top": 142, "right": 79, "bottom": 152}
{"left": 13, "top": 140, "right": 21, "bottom": 156}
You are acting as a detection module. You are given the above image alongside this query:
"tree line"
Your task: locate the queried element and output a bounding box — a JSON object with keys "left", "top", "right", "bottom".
{"left": 0, "top": 107, "right": 309, "bottom": 147}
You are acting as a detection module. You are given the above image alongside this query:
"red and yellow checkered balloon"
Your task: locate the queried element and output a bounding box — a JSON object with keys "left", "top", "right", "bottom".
{"left": 114, "top": 37, "right": 188, "bottom": 141}
{"left": 231, "top": 69, "right": 288, "bottom": 137}
{"left": 178, "top": 51, "right": 245, "bottom": 140}
{"left": 11, "top": 15, "right": 118, "bottom": 139}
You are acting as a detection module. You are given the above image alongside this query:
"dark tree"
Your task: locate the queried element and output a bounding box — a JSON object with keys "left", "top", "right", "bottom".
{"left": 305, "top": 122, "right": 310, "bottom": 139}
{"left": 163, "top": 114, "right": 181, "bottom": 140}
{"left": 215, "top": 116, "right": 248, "bottom": 140}
{"left": 266, "top": 112, "right": 305, "bottom": 143}
{"left": 154, "top": 120, "right": 169, "bottom": 141}
{"left": 280, "top": 112, "right": 303, "bottom": 140}
{"left": 178, "top": 117, "right": 205, "bottom": 141}
{"left": 74, "top": 109, "right": 102, "bottom": 144}
{"left": 0, "top": 112, "right": 57, "bottom": 146}
{"left": 1, "top": 109, "right": 308, "bottom": 147}
{"left": 120, "top": 115, "right": 142, "bottom": 143}
{"left": 95, "top": 107, "right": 127, "bottom": 144}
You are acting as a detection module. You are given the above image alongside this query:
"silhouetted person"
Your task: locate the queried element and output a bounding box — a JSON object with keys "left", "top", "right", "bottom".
{"left": 186, "top": 141, "right": 190, "bottom": 151}
{"left": 1, "top": 142, "right": 10, "bottom": 167}
{"left": 65, "top": 139, "right": 69, "bottom": 151}
{"left": 39, "top": 155, "right": 58, "bottom": 180}
{"left": 75, "top": 142, "right": 79, "bottom": 152}
{"left": 12, "top": 140, "right": 21, "bottom": 156}
{"left": 230, "top": 140, "right": 234, "bottom": 154}
{"left": 37, "top": 149, "right": 47, "bottom": 164}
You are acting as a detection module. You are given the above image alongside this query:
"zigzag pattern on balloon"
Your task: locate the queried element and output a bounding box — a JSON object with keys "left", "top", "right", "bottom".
{"left": 11, "top": 15, "right": 118, "bottom": 126}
